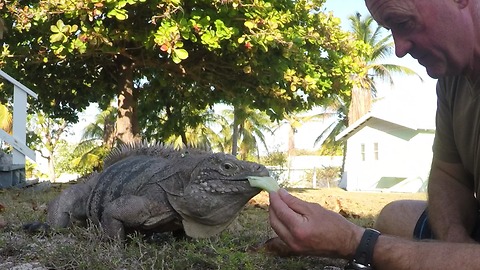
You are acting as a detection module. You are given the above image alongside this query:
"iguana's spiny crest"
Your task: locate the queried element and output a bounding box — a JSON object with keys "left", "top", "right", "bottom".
{"left": 103, "top": 140, "right": 210, "bottom": 168}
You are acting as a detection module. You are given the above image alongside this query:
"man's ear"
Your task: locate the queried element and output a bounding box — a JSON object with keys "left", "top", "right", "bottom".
{"left": 453, "top": 0, "right": 468, "bottom": 9}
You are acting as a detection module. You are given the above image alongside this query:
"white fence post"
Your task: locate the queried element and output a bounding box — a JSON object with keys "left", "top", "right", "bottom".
{"left": 12, "top": 85, "right": 28, "bottom": 164}
{"left": 0, "top": 69, "right": 38, "bottom": 165}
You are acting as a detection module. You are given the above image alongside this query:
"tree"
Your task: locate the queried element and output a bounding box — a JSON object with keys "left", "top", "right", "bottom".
{"left": 162, "top": 108, "right": 226, "bottom": 150}
{"left": 70, "top": 106, "right": 117, "bottom": 174}
{"left": 347, "top": 12, "right": 421, "bottom": 124}
{"left": 220, "top": 105, "right": 272, "bottom": 160}
{"left": 1, "top": 1, "right": 362, "bottom": 146}
{"left": 314, "top": 12, "right": 422, "bottom": 173}
{"left": 27, "top": 111, "right": 69, "bottom": 181}
{"left": 274, "top": 110, "right": 329, "bottom": 157}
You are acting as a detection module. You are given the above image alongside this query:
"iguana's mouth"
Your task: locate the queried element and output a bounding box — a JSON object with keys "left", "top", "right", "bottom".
{"left": 194, "top": 178, "right": 257, "bottom": 194}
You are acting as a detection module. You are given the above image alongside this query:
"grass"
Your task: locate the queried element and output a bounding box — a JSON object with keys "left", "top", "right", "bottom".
{"left": 0, "top": 184, "right": 426, "bottom": 270}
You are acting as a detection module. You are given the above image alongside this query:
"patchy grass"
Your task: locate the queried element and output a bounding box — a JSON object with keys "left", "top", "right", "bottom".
{"left": 0, "top": 184, "right": 426, "bottom": 270}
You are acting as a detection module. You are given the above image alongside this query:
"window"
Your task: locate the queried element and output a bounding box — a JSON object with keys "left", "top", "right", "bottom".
{"left": 361, "top": 143, "right": 365, "bottom": 161}
{"left": 374, "top": 142, "right": 379, "bottom": 160}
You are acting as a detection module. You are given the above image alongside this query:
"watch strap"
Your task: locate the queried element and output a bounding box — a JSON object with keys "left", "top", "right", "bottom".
{"left": 345, "top": 228, "right": 381, "bottom": 269}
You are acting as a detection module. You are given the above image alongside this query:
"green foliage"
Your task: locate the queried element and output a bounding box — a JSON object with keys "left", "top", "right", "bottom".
{"left": 0, "top": 103, "right": 12, "bottom": 134}
{"left": 260, "top": 151, "right": 288, "bottom": 167}
{"left": 53, "top": 140, "right": 77, "bottom": 175}
{"left": 220, "top": 105, "right": 273, "bottom": 159}
{"left": 1, "top": 0, "right": 362, "bottom": 146}
{"left": 313, "top": 13, "right": 420, "bottom": 167}
{"left": 303, "top": 166, "right": 341, "bottom": 188}
{"left": 70, "top": 141, "right": 109, "bottom": 175}
{"left": 348, "top": 12, "right": 421, "bottom": 93}
{"left": 65, "top": 105, "right": 116, "bottom": 175}
{"left": 25, "top": 160, "right": 49, "bottom": 179}
{"left": 25, "top": 111, "right": 70, "bottom": 181}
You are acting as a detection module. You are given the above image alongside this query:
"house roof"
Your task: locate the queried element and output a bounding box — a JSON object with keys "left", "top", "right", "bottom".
{"left": 336, "top": 88, "right": 437, "bottom": 141}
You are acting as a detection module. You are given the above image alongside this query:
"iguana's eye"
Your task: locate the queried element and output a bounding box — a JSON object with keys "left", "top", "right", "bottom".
{"left": 222, "top": 162, "right": 234, "bottom": 170}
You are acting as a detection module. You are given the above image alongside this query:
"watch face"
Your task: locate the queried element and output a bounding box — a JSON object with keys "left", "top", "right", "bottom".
{"left": 345, "top": 261, "right": 373, "bottom": 270}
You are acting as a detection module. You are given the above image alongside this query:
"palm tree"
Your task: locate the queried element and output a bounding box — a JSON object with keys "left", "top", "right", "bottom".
{"left": 164, "top": 110, "right": 227, "bottom": 150}
{"left": 221, "top": 105, "right": 273, "bottom": 160}
{"left": 347, "top": 12, "right": 421, "bottom": 124}
{"left": 72, "top": 106, "right": 116, "bottom": 173}
{"left": 314, "top": 12, "right": 422, "bottom": 169}
{"left": 273, "top": 111, "right": 331, "bottom": 157}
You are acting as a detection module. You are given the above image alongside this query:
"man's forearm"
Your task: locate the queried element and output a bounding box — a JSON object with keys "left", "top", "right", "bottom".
{"left": 427, "top": 159, "right": 477, "bottom": 242}
{"left": 373, "top": 235, "right": 478, "bottom": 269}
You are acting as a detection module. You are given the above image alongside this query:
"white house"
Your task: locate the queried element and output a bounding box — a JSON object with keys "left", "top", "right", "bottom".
{"left": 336, "top": 89, "right": 437, "bottom": 192}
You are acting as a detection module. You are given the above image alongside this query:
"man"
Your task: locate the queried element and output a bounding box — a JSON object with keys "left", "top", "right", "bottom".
{"left": 269, "top": 0, "right": 480, "bottom": 269}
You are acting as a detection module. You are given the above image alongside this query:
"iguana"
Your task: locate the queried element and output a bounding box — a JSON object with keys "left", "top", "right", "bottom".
{"left": 43, "top": 142, "right": 270, "bottom": 240}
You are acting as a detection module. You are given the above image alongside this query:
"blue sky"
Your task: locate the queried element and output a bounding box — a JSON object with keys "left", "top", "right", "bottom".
{"left": 324, "top": 0, "right": 370, "bottom": 30}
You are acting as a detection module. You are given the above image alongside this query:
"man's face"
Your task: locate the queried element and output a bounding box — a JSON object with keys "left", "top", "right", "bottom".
{"left": 365, "top": 0, "right": 474, "bottom": 78}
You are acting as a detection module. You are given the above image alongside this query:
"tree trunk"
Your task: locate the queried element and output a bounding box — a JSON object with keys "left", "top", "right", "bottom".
{"left": 287, "top": 124, "right": 295, "bottom": 157}
{"left": 115, "top": 55, "right": 140, "bottom": 144}
{"left": 239, "top": 122, "right": 247, "bottom": 160}
{"left": 348, "top": 84, "right": 372, "bottom": 125}
{"left": 231, "top": 107, "right": 239, "bottom": 156}
{"left": 103, "top": 117, "right": 116, "bottom": 149}
{"left": 47, "top": 155, "right": 56, "bottom": 182}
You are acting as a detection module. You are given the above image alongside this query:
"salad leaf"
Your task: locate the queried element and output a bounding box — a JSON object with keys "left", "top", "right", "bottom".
{"left": 247, "top": 176, "right": 280, "bottom": 193}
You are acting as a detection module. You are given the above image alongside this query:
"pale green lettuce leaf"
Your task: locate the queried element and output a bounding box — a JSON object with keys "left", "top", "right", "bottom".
{"left": 247, "top": 176, "right": 280, "bottom": 193}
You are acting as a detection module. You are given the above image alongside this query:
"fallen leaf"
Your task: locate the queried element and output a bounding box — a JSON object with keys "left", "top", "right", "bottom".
{"left": 0, "top": 216, "right": 7, "bottom": 229}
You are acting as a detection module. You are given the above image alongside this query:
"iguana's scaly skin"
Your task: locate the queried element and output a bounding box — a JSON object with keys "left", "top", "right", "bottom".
{"left": 47, "top": 142, "right": 269, "bottom": 239}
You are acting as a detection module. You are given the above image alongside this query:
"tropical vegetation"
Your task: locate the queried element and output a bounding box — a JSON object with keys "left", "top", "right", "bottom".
{"left": 0, "top": 4, "right": 420, "bottom": 181}
{"left": 313, "top": 12, "right": 422, "bottom": 162}
{"left": 0, "top": 0, "right": 363, "bottom": 147}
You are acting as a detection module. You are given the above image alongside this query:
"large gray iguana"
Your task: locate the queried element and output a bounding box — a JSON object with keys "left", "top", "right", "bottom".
{"left": 43, "top": 142, "right": 270, "bottom": 239}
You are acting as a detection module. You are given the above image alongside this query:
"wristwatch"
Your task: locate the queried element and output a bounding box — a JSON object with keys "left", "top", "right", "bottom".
{"left": 344, "top": 228, "right": 381, "bottom": 270}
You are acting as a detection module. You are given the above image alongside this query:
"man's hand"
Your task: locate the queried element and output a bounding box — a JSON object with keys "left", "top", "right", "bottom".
{"left": 268, "top": 189, "right": 364, "bottom": 258}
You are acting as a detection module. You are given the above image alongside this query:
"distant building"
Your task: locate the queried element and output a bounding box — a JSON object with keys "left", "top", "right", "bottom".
{"left": 336, "top": 89, "right": 436, "bottom": 192}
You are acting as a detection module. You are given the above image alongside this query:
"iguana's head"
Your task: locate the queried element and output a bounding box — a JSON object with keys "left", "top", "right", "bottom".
{"left": 165, "top": 152, "right": 269, "bottom": 238}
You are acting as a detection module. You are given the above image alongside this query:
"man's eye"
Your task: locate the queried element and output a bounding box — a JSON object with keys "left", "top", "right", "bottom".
{"left": 393, "top": 20, "right": 413, "bottom": 31}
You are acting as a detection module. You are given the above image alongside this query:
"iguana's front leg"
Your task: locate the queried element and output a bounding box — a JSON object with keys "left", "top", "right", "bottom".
{"left": 101, "top": 195, "right": 180, "bottom": 240}
{"left": 47, "top": 181, "right": 94, "bottom": 228}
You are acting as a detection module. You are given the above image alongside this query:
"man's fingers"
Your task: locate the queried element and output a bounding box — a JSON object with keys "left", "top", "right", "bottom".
{"left": 278, "top": 188, "right": 312, "bottom": 216}
{"left": 269, "top": 200, "right": 297, "bottom": 246}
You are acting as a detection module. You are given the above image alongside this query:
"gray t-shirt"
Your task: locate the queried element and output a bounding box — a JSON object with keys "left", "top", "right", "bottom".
{"left": 433, "top": 75, "right": 479, "bottom": 196}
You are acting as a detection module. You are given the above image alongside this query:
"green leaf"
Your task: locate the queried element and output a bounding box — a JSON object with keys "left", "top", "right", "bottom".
{"left": 174, "top": 48, "right": 188, "bottom": 60}
{"left": 244, "top": 21, "right": 256, "bottom": 29}
{"left": 172, "top": 54, "right": 181, "bottom": 64}
{"left": 50, "top": 32, "right": 65, "bottom": 43}
{"left": 108, "top": 8, "right": 128, "bottom": 20}
{"left": 56, "top": 20, "right": 66, "bottom": 31}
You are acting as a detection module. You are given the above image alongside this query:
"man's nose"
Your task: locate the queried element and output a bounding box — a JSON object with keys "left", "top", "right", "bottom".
{"left": 393, "top": 34, "right": 412, "bottom": 58}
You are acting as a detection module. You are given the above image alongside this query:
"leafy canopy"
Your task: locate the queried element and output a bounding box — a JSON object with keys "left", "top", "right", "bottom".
{"left": 1, "top": 0, "right": 364, "bottom": 143}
